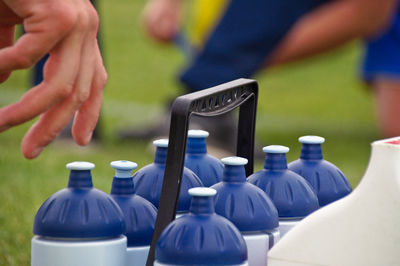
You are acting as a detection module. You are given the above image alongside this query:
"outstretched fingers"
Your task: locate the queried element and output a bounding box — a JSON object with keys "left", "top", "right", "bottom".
{"left": 21, "top": 90, "right": 82, "bottom": 158}
{"left": 20, "top": 1, "right": 103, "bottom": 158}
{"left": 0, "top": 4, "right": 76, "bottom": 74}
{"left": 0, "top": 0, "right": 106, "bottom": 158}
{"left": 72, "top": 46, "right": 107, "bottom": 146}
{"left": 0, "top": 14, "right": 84, "bottom": 133}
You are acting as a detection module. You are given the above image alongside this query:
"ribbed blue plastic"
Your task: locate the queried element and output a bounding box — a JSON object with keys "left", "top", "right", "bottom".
{"left": 133, "top": 142, "right": 204, "bottom": 212}
{"left": 211, "top": 157, "right": 279, "bottom": 232}
{"left": 33, "top": 166, "right": 125, "bottom": 238}
{"left": 155, "top": 188, "right": 247, "bottom": 265}
{"left": 184, "top": 131, "right": 224, "bottom": 186}
{"left": 248, "top": 148, "right": 319, "bottom": 218}
{"left": 288, "top": 138, "right": 352, "bottom": 207}
{"left": 110, "top": 161, "right": 157, "bottom": 247}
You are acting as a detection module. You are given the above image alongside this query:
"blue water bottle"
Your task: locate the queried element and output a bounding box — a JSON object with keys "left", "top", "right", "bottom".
{"left": 288, "top": 136, "right": 352, "bottom": 207}
{"left": 248, "top": 146, "right": 319, "bottom": 237}
{"left": 31, "top": 162, "right": 126, "bottom": 266}
{"left": 154, "top": 187, "right": 248, "bottom": 266}
{"left": 211, "top": 157, "right": 279, "bottom": 266}
{"left": 110, "top": 160, "right": 157, "bottom": 266}
{"left": 184, "top": 129, "right": 224, "bottom": 186}
{"left": 133, "top": 139, "right": 204, "bottom": 213}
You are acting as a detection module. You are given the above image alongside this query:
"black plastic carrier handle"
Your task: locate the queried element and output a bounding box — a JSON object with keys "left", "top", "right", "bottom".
{"left": 146, "top": 78, "right": 259, "bottom": 265}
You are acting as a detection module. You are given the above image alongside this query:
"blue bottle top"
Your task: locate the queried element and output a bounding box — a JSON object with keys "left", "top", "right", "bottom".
{"left": 211, "top": 157, "right": 279, "bottom": 232}
{"left": 33, "top": 162, "right": 125, "bottom": 239}
{"left": 288, "top": 136, "right": 352, "bottom": 207}
{"left": 185, "top": 130, "right": 224, "bottom": 186}
{"left": 155, "top": 187, "right": 248, "bottom": 265}
{"left": 110, "top": 160, "right": 157, "bottom": 247}
{"left": 248, "top": 146, "right": 319, "bottom": 218}
{"left": 133, "top": 139, "right": 204, "bottom": 212}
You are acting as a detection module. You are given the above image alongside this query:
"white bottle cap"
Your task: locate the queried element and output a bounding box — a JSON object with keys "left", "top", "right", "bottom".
{"left": 66, "top": 161, "right": 95, "bottom": 171}
{"left": 221, "top": 156, "right": 248, "bottom": 166}
{"left": 153, "top": 139, "right": 169, "bottom": 148}
{"left": 189, "top": 187, "right": 217, "bottom": 197}
{"left": 299, "top": 136, "right": 325, "bottom": 144}
{"left": 110, "top": 160, "right": 138, "bottom": 178}
{"left": 188, "top": 129, "right": 209, "bottom": 138}
{"left": 263, "top": 145, "right": 290, "bottom": 154}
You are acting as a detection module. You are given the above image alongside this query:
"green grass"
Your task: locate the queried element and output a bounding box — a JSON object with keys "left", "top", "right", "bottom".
{"left": 0, "top": 0, "right": 381, "bottom": 264}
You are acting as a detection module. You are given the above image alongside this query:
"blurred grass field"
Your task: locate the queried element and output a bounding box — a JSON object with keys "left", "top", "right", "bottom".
{"left": 0, "top": 0, "right": 380, "bottom": 264}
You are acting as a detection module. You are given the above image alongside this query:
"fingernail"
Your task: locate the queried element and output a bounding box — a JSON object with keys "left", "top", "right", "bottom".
{"left": 84, "top": 132, "right": 93, "bottom": 145}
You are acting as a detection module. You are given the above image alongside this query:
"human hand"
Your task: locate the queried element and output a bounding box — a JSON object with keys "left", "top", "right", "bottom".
{"left": 142, "top": 0, "right": 182, "bottom": 42}
{"left": 0, "top": 0, "right": 107, "bottom": 159}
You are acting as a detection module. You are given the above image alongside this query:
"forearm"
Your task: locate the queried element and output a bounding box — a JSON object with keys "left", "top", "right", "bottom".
{"left": 268, "top": 0, "right": 397, "bottom": 66}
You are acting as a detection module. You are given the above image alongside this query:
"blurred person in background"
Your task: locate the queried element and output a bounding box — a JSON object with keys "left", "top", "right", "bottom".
{"left": 1, "top": 0, "right": 397, "bottom": 159}
{"left": 119, "top": 0, "right": 400, "bottom": 150}
{"left": 0, "top": 0, "right": 106, "bottom": 159}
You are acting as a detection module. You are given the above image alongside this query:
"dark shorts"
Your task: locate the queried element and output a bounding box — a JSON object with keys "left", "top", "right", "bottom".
{"left": 362, "top": 3, "right": 400, "bottom": 82}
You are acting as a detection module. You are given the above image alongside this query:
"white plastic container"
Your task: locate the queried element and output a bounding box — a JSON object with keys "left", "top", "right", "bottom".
{"left": 126, "top": 246, "right": 151, "bottom": 266}
{"left": 154, "top": 262, "right": 248, "bottom": 266}
{"left": 268, "top": 137, "right": 400, "bottom": 266}
{"left": 31, "top": 236, "right": 126, "bottom": 266}
{"left": 278, "top": 220, "right": 301, "bottom": 238}
{"left": 154, "top": 187, "right": 249, "bottom": 266}
{"left": 31, "top": 162, "right": 127, "bottom": 266}
{"left": 243, "top": 231, "right": 280, "bottom": 266}
{"left": 212, "top": 157, "right": 280, "bottom": 265}
{"left": 248, "top": 146, "right": 319, "bottom": 239}
{"left": 109, "top": 160, "right": 158, "bottom": 266}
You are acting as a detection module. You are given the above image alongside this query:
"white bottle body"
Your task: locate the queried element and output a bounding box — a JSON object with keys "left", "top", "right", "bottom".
{"left": 244, "top": 230, "right": 280, "bottom": 266}
{"left": 126, "top": 246, "right": 150, "bottom": 266}
{"left": 279, "top": 219, "right": 300, "bottom": 238}
{"left": 31, "top": 235, "right": 127, "bottom": 266}
{"left": 154, "top": 261, "right": 249, "bottom": 266}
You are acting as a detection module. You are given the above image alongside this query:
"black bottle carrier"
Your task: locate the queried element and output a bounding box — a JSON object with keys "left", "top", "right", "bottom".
{"left": 146, "top": 78, "right": 259, "bottom": 265}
